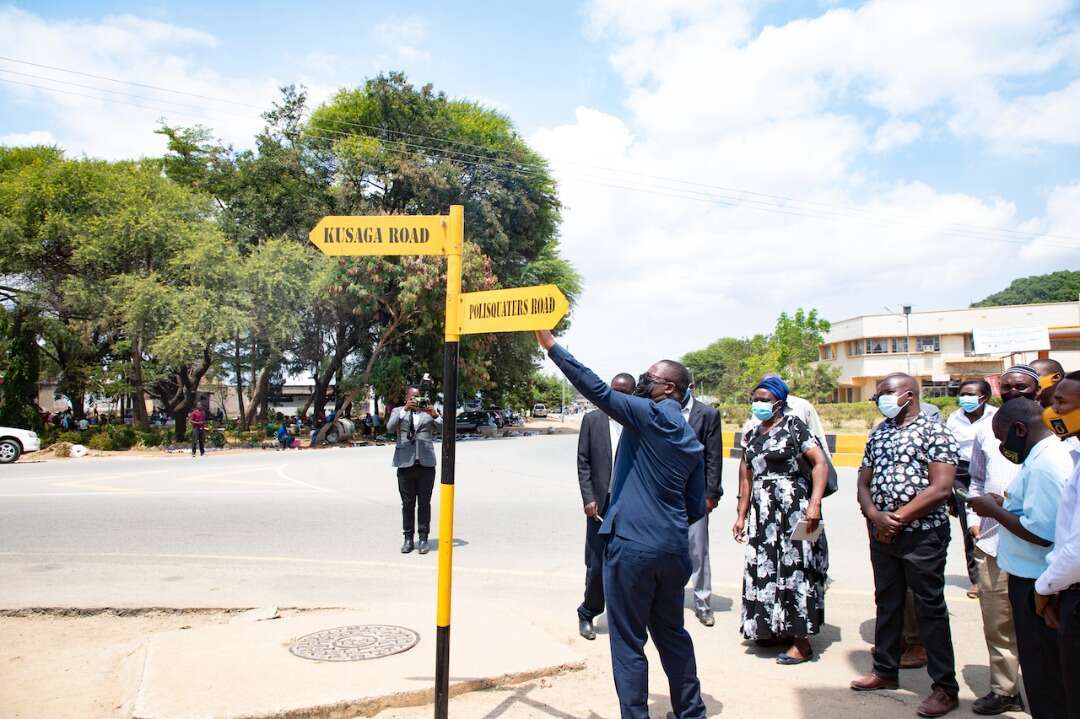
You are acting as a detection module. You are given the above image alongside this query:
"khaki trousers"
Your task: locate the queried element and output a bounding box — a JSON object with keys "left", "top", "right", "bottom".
{"left": 975, "top": 547, "right": 1020, "bottom": 697}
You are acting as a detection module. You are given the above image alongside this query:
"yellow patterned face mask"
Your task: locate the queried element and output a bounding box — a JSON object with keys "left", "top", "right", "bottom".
{"left": 1038, "top": 373, "right": 1061, "bottom": 390}
{"left": 1043, "top": 405, "right": 1080, "bottom": 438}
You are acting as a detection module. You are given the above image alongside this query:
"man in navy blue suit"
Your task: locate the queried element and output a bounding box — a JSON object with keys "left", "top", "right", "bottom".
{"left": 537, "top": 330, "right": 707, "bottom": 719}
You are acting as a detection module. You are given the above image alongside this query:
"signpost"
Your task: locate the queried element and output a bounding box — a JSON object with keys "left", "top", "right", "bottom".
{"left": 972, "top": 326, "right": 1051, "bottom": 356}
{"left": 309, "top": 205, "right": 568, "bottom": 719}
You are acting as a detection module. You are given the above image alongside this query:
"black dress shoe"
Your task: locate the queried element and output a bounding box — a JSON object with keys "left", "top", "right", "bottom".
{"left": 401, "top": 535, "right": 415, "bottom": 554}
{"left": 972, "top": 692, "right": 1024, "bottom": 715}
{"left": 578, "top": 619, "right": 596, "bottom": 640}
{"left": 417, "top": 536, "right": 429, "bottom": 554}
{"left": 695, "top": 609, "right": 715, "bottom": 627}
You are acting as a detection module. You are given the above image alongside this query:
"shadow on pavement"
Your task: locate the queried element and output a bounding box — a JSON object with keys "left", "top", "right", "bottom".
{"left": 430, "top": 538, "right": 469, "bottom": 550}
{"left": 682, "top": 588, "right": 734, "bottom": 613}
{"left": 737, "top": 623, "right": 842, "bottom": 661}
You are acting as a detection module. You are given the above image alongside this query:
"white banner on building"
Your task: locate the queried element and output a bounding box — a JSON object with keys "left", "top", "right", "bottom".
{"left": 973, "top": 326, "right": 1051, "bottom": 355}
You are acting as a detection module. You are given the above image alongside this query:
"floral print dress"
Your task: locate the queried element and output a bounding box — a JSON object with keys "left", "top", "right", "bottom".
{"left": 740, "top": 416, "right": 829, "bottom": 640}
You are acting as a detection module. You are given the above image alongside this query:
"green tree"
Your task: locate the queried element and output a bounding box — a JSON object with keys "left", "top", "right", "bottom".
{"left": 972, "top": 270, "right": 1080, "bottom": 307}
{"left": 0, "top": 305, "right": 43, "bottom": 431}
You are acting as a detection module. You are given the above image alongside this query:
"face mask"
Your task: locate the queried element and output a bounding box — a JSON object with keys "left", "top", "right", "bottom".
{"left": 877, "top": 392, "right": 909, "bottom": 419}
{"left": 1043, "top": 405, "right": 1080, "bottom": 438}
{"left": 1002, "top": 388, "right": 1038, "bottom": 403}
{"left": 998, "top": 424, "right": 1031, "bottom": 464}
{"left": 958, "top": 395, "right": 982, "bottom": 413}
{"left": 751, "top": 401, "right": 777, "bottom": 421}
{"left": 1039, "top": 374, "right": 1060, "bottom": 391}
{"left": 634, "top": 373, "right": 660, "bottom": 399}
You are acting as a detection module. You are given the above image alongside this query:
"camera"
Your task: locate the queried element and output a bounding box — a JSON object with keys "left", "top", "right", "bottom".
{"left": 416, "top": 373, "right": 433, "bottom": 410}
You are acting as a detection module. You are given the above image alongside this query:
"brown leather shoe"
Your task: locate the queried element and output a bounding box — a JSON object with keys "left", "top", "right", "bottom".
{"left": 900, "top": 644, "right": 928, "bottom": 669}
{"left": 917, "top": 687, "right": 958, "bottom": 717}
{"left": 850, "top": 673, "right": 899, "bottom": 691}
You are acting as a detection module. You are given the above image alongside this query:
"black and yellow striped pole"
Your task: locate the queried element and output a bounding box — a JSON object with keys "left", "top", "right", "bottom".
{"left": 434, "top": 204, "right": 463, "bottom": 719}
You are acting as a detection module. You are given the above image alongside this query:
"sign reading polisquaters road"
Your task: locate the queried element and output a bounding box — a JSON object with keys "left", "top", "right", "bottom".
{"left": 457, "top": 284, "right": 569, "bottom": 335}
{"left": 309, "top": 215, "right": 449, "bottom": 256}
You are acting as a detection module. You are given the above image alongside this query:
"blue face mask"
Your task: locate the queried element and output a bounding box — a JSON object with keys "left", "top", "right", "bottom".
{"left": 958, "top": 395, "right": 982, "bottom": 413}
{"left": 751, "top": 401, "right": 777, "bottom": 421}
{"left": 876, "top": 392, "right": 910, "bottom": 419}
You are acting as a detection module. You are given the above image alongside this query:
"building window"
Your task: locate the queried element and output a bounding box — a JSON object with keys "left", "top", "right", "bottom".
{"left": 891, "top": 337, "right": 909, "bottom": 353}
{"left": 921, "top": 380, "right": 950, "bottom": 398}
{"left": 916, "top": 335, "right": 940, "bottom": 352}
{"left": 867, "top": 337, "right": 890, "bottom": 354}
{"left": 846, "top": 387, "right": 854, "bottom": 403}
{"left": 820, "top": 344, "right": 835, "bottom": 360}
{"left": 849, "top": 340, "right": 864, "bottom": 356}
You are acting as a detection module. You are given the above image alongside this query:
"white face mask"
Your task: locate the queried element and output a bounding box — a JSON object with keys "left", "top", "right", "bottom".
{"left": 876, "top": 392, "right": 910, "bottom": 419}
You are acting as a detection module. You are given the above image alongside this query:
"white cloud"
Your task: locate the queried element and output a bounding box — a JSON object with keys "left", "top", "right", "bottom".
{"left": 371, "top": 16, "right": 431, "bottom": 63}
{"left": 533, "top": 0, "right": 1080, "bottom": 379}
{"left": 871, "top": 119, "right": 923, "bottom": 153}
{"left": 0, "top": 130, "right": 57, "bottom": 146}
{"left": 0, "top": 7, "right": 283, "bottom": 159}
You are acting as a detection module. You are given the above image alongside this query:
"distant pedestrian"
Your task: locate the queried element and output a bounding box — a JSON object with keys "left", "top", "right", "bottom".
{"left": 388, "top": 386, "right": 442, "bottom": 555}
{"left": 190, "top": 406, "right": 206, "bottom": 457}
{"left": 276, "top": 424, "right": 291, "bottom": 450}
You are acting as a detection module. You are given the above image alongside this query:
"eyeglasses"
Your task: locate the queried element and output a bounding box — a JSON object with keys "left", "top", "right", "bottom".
{"left": 640, "top": 372, "right": 673, "bottom": 386}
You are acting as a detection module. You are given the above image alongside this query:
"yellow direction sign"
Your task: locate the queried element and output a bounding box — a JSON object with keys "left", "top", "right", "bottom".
{"left": 309, "top": 214, "right": 449, "bottom": 256}
{"left": 457, "top": 284, "right": 569, "bottom": 335}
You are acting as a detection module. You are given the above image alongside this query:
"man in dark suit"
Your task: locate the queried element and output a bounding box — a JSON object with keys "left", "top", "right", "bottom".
{"left": 538, "top": 330, "right": 707, "bottom": 719}
{"left": 387, "top": 386, "right": 442, "bottom": 555}
{"left": 682, "top": 381, "right": 723, "bottom": 626}
{"left": 577, "top": 372, "right": 637, "bottom": 640}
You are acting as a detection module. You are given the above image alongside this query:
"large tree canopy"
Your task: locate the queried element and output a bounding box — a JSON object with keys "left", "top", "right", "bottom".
{"left": 0, "top": 72, "right": 580, "bottom": 434}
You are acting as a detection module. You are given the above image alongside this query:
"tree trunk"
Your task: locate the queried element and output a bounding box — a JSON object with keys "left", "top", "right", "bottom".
{"left": 130, "top": 341, "right": 150, "bottom": 430}
{"left": 234, "top": 335, "right": 247, "bottom": 429}
{"left": 243, "top": 363, "right": 274, "bottom": 428}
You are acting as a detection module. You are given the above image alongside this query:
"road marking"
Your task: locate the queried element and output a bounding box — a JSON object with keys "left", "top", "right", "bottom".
{"left": 275, "top": 464, "right": 337, "bottom": 494}
{"left": 0, "top": 490, "right": 319, "bottom": 498}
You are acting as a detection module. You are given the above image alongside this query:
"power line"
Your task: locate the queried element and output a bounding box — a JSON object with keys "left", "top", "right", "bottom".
{"left": 4, "top": 69, "right": 1080, "bottom": 251}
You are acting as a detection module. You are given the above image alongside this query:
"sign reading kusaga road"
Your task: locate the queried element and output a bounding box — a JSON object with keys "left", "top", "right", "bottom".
{"left": 309, "top": 215, "right": 449, "bottom": 256}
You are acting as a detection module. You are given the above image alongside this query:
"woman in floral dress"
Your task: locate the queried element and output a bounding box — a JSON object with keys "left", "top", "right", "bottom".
{"left": 733, "top": 376, "right": 830, "bottom": 665}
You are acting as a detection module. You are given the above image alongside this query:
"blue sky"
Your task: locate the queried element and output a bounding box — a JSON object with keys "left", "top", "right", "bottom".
{"left": 2, "top": 1, "right": 1079, "bottom": 379}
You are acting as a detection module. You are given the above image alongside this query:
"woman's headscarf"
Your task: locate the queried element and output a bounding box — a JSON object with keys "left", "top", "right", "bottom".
{"left": 754, "top": 375, "right": 790, "bottom": 403}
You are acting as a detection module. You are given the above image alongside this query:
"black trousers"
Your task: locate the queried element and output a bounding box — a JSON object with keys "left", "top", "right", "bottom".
{"left": 397, "top": 464, "right": 435, "bottom": 536}
{"left": 191, "top": 427, "right": 205, "bottom": 456}
{"left": 951, "top": 460, "right": 978, "bottom": 585}
{"left": 579, "top": 517, "right": 606, "bottom": 622}
{"left": 869, "top": 525, "right": 958, "bottom": 695}
{"left": 1009, "top": 575, "right": 1067, "bottom": 719}
{"left": 1060, "top": 587, "right": 1080, "bottom": 719}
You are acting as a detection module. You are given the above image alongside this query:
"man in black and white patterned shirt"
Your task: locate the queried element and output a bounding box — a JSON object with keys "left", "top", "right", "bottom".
{"left": 851, "top": 373, "right": 961, "bottom": 718}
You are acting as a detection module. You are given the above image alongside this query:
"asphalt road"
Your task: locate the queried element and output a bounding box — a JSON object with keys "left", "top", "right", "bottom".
{"left": 0, "top": 434, "right": 976, "bottom": 611}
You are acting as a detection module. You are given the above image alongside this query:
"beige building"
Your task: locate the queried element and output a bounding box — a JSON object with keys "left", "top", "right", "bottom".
{"left": 819, "top": 301, "right": 1080, "bottom": 402}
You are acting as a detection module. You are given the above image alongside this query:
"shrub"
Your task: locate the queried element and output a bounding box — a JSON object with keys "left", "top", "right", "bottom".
{"left": 209, "top": 430, "right": 226, "bottom": 449}
{"left": 53, "top": 442, "right": 72, "bottom": 458}
{"left": 87, "top": 433, "right": 115, "bottom": 451}
{"left": 134, "top": 428, "right": 165, "bottom": 448}
{"left": 106, "top": 425, "right": 137, "bottom": 450}
{"left": 57, "top": 430, "right": 84, "bottom": 444}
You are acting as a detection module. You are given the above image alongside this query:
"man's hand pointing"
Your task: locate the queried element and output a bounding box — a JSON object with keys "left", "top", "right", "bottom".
{"left": 535, "top": 330, "right": 556, "bottom": 351}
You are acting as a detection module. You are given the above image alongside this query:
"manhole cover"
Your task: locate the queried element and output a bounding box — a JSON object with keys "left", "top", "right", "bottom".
{"left": 289, "top": 625, "right": 420, "bottom": 662}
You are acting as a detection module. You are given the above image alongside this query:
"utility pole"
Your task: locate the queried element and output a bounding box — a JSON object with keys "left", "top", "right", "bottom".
{"left": 903, "top": 305, "right": 912, "bottom": 375}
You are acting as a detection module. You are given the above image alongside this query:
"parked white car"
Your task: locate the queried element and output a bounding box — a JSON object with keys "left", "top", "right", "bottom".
{"left": 532, "top": 403, "right": 547, "bottom": 418}
{"left": 0, "top": 427, "right": 40, "bottom": 464}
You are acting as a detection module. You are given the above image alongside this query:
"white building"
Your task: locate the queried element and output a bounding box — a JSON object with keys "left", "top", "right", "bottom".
{"left": 819, "top": 301, "right": 1080, "bottom": 402}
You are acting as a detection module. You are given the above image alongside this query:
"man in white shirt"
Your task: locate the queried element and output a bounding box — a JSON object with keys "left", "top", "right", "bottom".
{"left": 946, "top": 380, "right": 995, "bottom": 596}
{"left": 1035, "top": 372, "right": 1080, "bottom": 719}
{"left": 575, "top": 373, "right": 636, "bottom": 640}
{"left": 965, "top": 381, "right": 1025, "bottom": 716}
